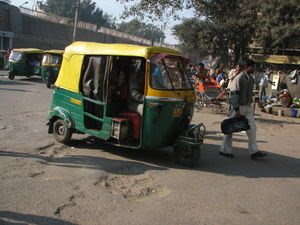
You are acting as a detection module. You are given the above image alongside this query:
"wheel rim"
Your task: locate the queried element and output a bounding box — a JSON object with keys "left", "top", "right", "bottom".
{"left": 57, "top": 124, "right": 65, "bottom": 136}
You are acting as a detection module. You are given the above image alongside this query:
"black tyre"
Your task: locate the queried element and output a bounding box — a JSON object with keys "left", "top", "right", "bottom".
{"left": 174, "top": 145, "right": 201, "bottom": 167}
{"left": 46, "top": 80, "right": 51, "bottom": 88}
{"left": 8, "top": 72, "right": 15, "bottom": 80}
{"left": 53, "top": 119, "right": 72, "bottom": 144}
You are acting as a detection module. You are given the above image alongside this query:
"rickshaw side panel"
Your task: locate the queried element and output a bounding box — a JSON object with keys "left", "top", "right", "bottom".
{"left": 50, "top": 88, "right": 112, "bottom": 140}
{"left": 41, "top": 65, "right": 60, "bottom": 83}
{"left": 50, "top": 88, "right": 83, "bottom": 129}
{"left": 9, "top": 61, "right": 28, "bottom": 76}
{"left": 142, "top": 98, "right": 192, "bottom": 149}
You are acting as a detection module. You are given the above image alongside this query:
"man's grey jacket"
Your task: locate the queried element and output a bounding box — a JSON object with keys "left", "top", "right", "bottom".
{"left": 228, "top": 71, "right": 254, "bottom": 110}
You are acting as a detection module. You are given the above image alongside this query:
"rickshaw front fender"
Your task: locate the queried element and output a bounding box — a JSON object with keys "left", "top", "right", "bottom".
{"left": 48, "top": 106, "right": 74, "bottom": 133}
{"left": 174, "top": 123, "right": 206, "bottom": 147}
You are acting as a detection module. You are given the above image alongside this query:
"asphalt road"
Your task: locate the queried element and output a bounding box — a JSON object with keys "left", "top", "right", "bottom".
{"left": 0, "top": 73, "right": 299, "bottom": 225}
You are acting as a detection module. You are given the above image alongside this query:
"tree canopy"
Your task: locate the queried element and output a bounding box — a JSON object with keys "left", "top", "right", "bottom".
{"left": 39, "top": 0, "right": 116, "bottom": 28}
{"left": 119, "top": 0, "right": 300, "bottom": 62}
{"left": 255, "top": 0, "right": 300, "bottom": 54}
{"left": 118, "top": 19, "right": 165, "bottom": 42}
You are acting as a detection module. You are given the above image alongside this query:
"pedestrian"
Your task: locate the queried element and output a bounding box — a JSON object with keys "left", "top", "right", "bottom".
{"left": 227, "top": 63, "right": 243, "bottom": 88}
{"left": 220, "top": 59, "right": 267, "bottom": 160}
{"left": 259, "top": 70, "right": 274, "bottom": 104}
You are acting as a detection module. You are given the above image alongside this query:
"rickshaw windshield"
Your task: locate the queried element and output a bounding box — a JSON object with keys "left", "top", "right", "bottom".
{"left": 42, "top": 54, "right": 62, "bottom": 64}
{"left": 9, "top": 52, "right": 23, "bottom": 61}
{"left": 150, "top": 55, "right": 193, "bottom": 90}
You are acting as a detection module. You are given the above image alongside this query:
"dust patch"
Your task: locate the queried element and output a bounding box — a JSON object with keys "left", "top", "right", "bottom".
{"left": 39, "top": 144, "right": 69, "bottom": 158}
{"left": 54, "top": 192, "right": 85, "bottom": 216}
{"left": 95, "top": 173, "right": 169, "bottom": 200}
{"left": 29, "top": 171, "right": 45, "bottom": 178}
{"left": 237, "top": 205, "right": 250, "bottom": 214}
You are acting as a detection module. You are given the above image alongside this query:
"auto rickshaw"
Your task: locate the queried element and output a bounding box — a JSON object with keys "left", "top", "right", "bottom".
{"left": 48, "top": 41, "right": 205, "bottom": 167}
{"left": 0, "top": 50, "right": 6, "bottom": 70}
{"left": 7, "top": 48, "right": 44, "bottom": 80}
{"left": 41, "top": 50, "right": 64, "bottom": 88}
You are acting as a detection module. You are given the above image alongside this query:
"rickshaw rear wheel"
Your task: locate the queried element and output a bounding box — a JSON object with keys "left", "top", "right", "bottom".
{"left": 174, "top": 145, "right": 201, "bottom": 167}
{"left": 195, "top": 91, "right": 204, "bottom": 110}
{"left": 53, "top": 119, "right": 72, "bottom": 144}
{"left": 8, "top": 73, "right": 15, "bottom": 80}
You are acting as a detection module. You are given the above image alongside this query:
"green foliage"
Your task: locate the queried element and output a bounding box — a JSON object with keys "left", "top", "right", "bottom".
{"left": 118, "top": 19, "right": 165, "bottom": 42}
{"left": 119, "top": 0, "right": 300, "bottom": 61}
{"left": 39, "top": 0, "right": 116, "bottom": 28}
{"left": 255, "top": 0, "right": 300, "bottom": 53}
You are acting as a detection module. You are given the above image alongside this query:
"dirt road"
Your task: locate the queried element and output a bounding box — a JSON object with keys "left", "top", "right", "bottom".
{"left": 0, "top": 75, "right": 299, "bottom": 225}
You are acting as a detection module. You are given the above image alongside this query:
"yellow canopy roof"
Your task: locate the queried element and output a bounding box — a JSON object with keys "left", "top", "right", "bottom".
{"left": 55, "top": 42, "right": 182, "bottom": 93}
{"left": 44, "top": 50, "right": 64, "bottom": 54}
{"left": 250, "top": 54, "right": 300, "bottom": 65}
{"left": 12, "top": 48, "right": 44, "bottom": 54}
{"left": 64, "top": 41, "right": 181, "bottom": 59}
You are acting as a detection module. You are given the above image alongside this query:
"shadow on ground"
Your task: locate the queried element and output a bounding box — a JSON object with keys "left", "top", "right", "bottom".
{"left": 0, "top": 87, "right": 37, "bottom": 93}
{"left": 255, "top": 117, "right": 300, "bottom": 125}
{"left": 0, "top": 211, "right": 76, "bottom": 225}
{"left": 0, "top": 139, "right": 168, "bottom": 176}
{"left": 205, "top": 130, "right": 267, "bottom": 143}
{"left": 0, "top": 135, "right": 299, "bottom": 179}
{"left": 200, "top": 142, "right": 300, "bottom": 178}
{"left": 0, "top": 79, "right": 33, "bottom": 86}
{"left": 19, "top": 77, "right": 43, "bottom": 84}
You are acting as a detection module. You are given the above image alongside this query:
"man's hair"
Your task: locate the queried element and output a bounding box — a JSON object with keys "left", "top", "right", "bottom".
{"left": 198, "top": 63, "right": 205, "bottom": 67}
{"left": 245, "top": 59, "right": 255, "bottom": 68}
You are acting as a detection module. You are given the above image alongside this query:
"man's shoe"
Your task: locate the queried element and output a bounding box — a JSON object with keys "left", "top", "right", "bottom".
{"left": 219, "top": 152, "right": 235, "bottom": 158}
{"left": 251, "top": 151, "right": 267, "bottom": 160}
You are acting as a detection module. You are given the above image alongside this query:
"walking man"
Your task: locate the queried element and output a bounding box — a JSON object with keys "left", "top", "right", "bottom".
{"left": 220, "top": 60, "right": 267, "bottom": 160}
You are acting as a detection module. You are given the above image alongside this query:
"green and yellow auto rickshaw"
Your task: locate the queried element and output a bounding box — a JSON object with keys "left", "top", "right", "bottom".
{"left": 41, "top": 50, "right": 64, "bottom": 88}
{"left": 7, "top": 48, "right": 44, "bottom": 80}
{"left": 0, "top": 50, "right": 6, "bottom": 70}
{"left": 48, "top": 42, "right": 205, "bottom": 167}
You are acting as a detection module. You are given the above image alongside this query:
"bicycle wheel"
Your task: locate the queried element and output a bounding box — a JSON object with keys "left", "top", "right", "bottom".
{"left": 195, "top": 91, "right": 205, "bottom": 111}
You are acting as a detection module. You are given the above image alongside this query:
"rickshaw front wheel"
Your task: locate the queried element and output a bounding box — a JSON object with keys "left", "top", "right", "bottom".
{"left": 174, "top": 145, "right": 201, "bottom": 167}
{"left": 46, "top": 81, "right": 51, "bottom": 88}
{"left": 8, "top": 73, "right": 15, "bottom": 80}
{"left": 53, "top": 119, "right": 72, "bottom": 144}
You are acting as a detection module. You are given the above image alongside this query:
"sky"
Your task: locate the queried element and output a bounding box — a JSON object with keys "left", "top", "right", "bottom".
{"left": 11, "top": 0, "right": 194, "bottom": 44}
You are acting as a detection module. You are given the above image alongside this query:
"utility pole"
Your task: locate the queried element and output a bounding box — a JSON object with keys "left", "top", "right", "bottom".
{"left": 72, "top": 0, "right": 80, "bottom": 42}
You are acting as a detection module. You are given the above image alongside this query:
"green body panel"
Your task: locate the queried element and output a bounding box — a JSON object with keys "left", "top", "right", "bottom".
{"left": 141, "top": 99, "right": 193, "bottom": 149}
{"left": 8, "top": 61, "right": 41, "bottom": 76}
{"left": 49, "top": 88, "right": 111, "bottom": 140}
{"left": 41, "top": 65, "right": 60, "bottom": 83}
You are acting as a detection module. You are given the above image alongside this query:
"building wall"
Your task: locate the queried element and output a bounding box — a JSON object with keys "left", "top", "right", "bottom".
{"left": 7, "top": 5, "right": 143, "bottom": 50}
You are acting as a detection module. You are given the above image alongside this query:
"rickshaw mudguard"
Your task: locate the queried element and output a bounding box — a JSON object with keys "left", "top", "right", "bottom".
{"left": 174, "top": 123, "right": 206, "bottom": 147}
{"left": 48, "top": 106, "right": 74, "bottom": 133}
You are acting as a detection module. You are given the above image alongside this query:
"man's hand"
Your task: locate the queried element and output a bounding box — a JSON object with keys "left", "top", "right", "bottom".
{"left": 235, "top": 110, "right": 241, "bottom": 118}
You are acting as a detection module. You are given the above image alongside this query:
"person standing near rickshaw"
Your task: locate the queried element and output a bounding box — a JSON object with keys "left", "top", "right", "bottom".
{"left": 220, "top": 60, "right": 267, "bottom": 160}
{"left": 259, "top": 70, "right": 275, "bottom": 104}
{"left": 128, "top": 60, "right": 146, "bottom": 115}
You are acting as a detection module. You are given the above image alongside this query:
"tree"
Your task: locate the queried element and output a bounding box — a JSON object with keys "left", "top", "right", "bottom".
{"left": 118, "top": 19, "right": 165, "bottom": 42}
{"left": 119, "top": 0, "right": 257, "bottom": 63}
{"left": 255, "top": 0, "right": 300, "bottom": 53}
{"left": 39, "top": 0, "right": 116, "bottom": 28}
{"left": 119, "top": 0, "right": 300, "bottom": 62}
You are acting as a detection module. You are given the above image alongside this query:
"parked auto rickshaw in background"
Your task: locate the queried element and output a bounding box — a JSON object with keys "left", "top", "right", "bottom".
{"left": 0, "top": 50, "right": 6, "bottom": 70}
{"left": 48, "top": 41, "right": 206, "bottom": 167}
{"left": 7, "top": 48, "right": 44, "bottom": 80}
{"left": 41, "top": 50, "right": 64, "bottom": 88}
